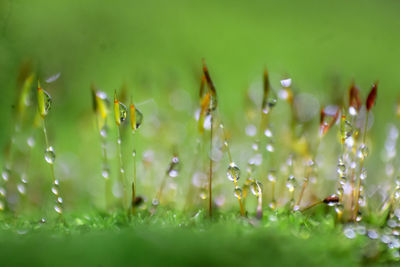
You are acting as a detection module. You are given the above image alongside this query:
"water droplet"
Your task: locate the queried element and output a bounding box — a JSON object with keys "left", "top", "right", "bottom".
{"left": 264, "top": 129, "right": 273, "bottom": 138}
{"left": 262, "top": 93, "right": 277, "bottom": 114}
{"left": 357, "top": 144, "right": 369, "bottom": 159}
{"left": 251, "top": 143, "right": 259, "bottom": 151}
{"left": 27, "top": 136, "right": 35, "bottom": 148}
{"left": 40, "top": 89, "right": 52, "bottom": 117}
{"left": 286, "top": 175, "right": 297, "bottom": 192}
{"left": 44, "top": 147, "right": 56, "bottom": 164}
{"left": 367, "top": 230, "right": 379, "bottom": 239}
{"left": 248, "top": 153, "right": 262, "bottom": 166}
{"left": 250, "top": 181, "right": 262, "bottom": 197}
{"left": 134, "top": 107, "right": 143, "bottom": 130}
{"left": 100, "top": 126, "right": 108, "bottom": 137}
{"left": 344, "top": 227, "right": 356, "bottom": 239}
{"left": 360, "top": 168, "right": 367, "bottom": 180}
{"left": 51, "top": 186, "right": 59, "bottom": 196}
{"left": 335, "top": 203, "right": 344, "bottom": 214}
{"left": 192, "top": 172, "right": 207, "bottom": 187}
{"left": 119, "top": 102, "right": 128, "bottom": 123}
{"left": 152, "top": 198, "right": 159, "bottom": 206}
{"left": 227, "top": 162, "right": 240, "bottom": 182}
{"left": 132, "top": 150, "right": 136, "bottom": 157}
{"left": 167, "top": 156, "right": 180, "bottom": 178}
{"left": 45, "top": 72, "right": 61, "bottom": 83}
{"left": 0, "top": 187, "right": 6, "bottom": 197}
{"left": 268, "top": 171, "right": 276, "bottom": 182}
{"left": 266, "top": 142, "right": 274, "bottom": 152}
{"left": 17, "top": 184, "right": 26, "bottom": 195}
{"left": 54, "top": 205, "right": 62, "bottom": 214}
{"left": 1, "top": 169, "right": 10, "bottom": 182}
{"left": 348, "top": 106, "right": 357, "bottom": 116}
{"left": 337, "top": 160, "right": 346, "bottom": 176}
{"left": 199, "top": 189, "right": 207, "bottom": 200}
{"left": 280, "top": 78, "right": 292, "bottom": 88}
{"left": 57, "top": 197, "right": 63, "bottom": 204}
{"left": 233, "top": 187, "right": 242, "bottom": 199}
{"left": 245, "top": 124, "right": 257, "bottom": 137}
{"left": 40, "top": 218, "right": 47, "bottom": 223}
{"left": 102, "top": 167, "right": 110, "bottom": 179}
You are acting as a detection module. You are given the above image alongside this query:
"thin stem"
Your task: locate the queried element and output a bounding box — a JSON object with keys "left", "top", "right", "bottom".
{"left": 117, "top": 126, "right": 127, "bottom": 209}
{"left": 353, "top": 112, "right": 369, "bottom": 221}
{"left": 131, "top": 131, "right": 137, "bottom": 214}
{"left": 208, "top": 115, "right": 213, "bottom": 218}
{"left": 297, "top": 137, "right": 320, "bottom": 207}
{"left": 222, "top": 124, "right": 245, "bottom": 216}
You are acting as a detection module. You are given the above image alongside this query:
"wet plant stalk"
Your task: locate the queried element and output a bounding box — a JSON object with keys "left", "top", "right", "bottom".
{"left": 117, "top": 126, "right": 128, "bottom": 209}
{"left": 353, "top": 112, "right": 369, "bottom": 220}
{"left": 224, "top": 130, "right": 245, "bottom": 217}
{"left": 131, "top": 131, "right": 136, "bottom": 214}
{"left": 297, "top": 138, "right": 320, "bottom": 207}
{"left": 208, "top": 115, "right": 213, "bottom": 218}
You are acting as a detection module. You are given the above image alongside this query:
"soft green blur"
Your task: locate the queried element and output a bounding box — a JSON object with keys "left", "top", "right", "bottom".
{"left": 0, "top": 0, "right": 400, "bottom": 211}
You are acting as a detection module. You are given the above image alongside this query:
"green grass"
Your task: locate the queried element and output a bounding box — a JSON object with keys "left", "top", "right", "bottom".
{"left": 0, "top": 209, "right": 378, "bottom": 266}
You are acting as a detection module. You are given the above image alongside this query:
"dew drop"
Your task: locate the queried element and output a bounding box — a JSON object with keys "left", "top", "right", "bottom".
{"left": 44, "top": 147, "right": 56, "bottom": 164}
{"left": 357, "top": 144, "right": 369, "bottom": 159}
{"left": 233, "top": 187, "right": 242, "bottom": 199}
{"left": 167, "top": 156, "right": 180, "bottom": 178}
{"left": 360, "top": 168, "right": 367, "bottom": 180}
{"left": 245, "top": 124, "right": 257, "bottom": 137}
{"left": 51, "top": 186, "right": 59, "bottom": 196}
{"left": 262, "top": 93, "right": 277, "bottom": 114}
{"left": 286, "top": 175, "right": 297, "bottom": 192}
{"left": 152, "top": 198, "right": 159, "bottom": 206}
{"left": 335, "top": 203, "right": 344, "bottom": 214}
{"left": 266, "top": 143, "right": 274, "bottom": 152}
{"left": 250, "top": 181, "right": 262, "bottom": 197}
{"left": 17, "top": 184, "right": 26, "bottom": 195}
{"left": 119, "top": 102, "right": 128, "bottom": 123}
{"left": 0, "top": 187, "right": 6, "bottom": 197}
{"left": 264, "top": 129, "right": 273, "bottom": 138}
{"left": 1, "top": 169, "right": 10, "bottom": 182}
{"left": 102, "top": 167, "right": 110, "bottom": 179}
{"left": 337, "top": 161, "right": 346, "bottom": 176}
{"left": 344, "top": 227, "right": 356, "bottom": 239}
{"left": 54, "top": 205, "right": 62, "bottom": 214}
{"left": 268, "top": 171, "right": 276, "bottom": 182}
{"left": 134, "top": 108, "right": 143, "bottom": 129}
{"left": 100, "top": 126, "right": 108, "bottom": 137}
{"left": 27, "top": 136, "right": 35, "bottom": 148}
{"left": 227, "top": 162, "right": 240, "bottom": 182}
{"left": 199, "top": 189, "right": 207, "bottom": 200}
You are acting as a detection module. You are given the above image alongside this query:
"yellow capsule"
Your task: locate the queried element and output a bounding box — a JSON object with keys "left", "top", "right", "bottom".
{"left": 18, "top": 73, "right": 34, "bottom": 119}
{"left": 130, "top": 103, "right": 136, "bottom": 131}
{"left": 37, "top": 81, "right": 51, "bottom": 118}
{"left": 114, "top": 91, "right": 120, "bottom": 126}
{"left": 397, "top": 98, "right": 400, "bottom": 118}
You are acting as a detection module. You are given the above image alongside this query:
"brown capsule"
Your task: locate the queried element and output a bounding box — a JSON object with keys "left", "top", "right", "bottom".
{"left": 366, "top": 82, "right": 378, "bottom": 111}
{"left": 202, "top": 59, "right": 217, "bottom": 97}
{"left": 323, "top": 195, "right": 339, "bottom": 204}
{"left": 132, "top": 196, "right": 144, "bottom": 207}
{"left": 90, "top": 84, "right": 98, "bottom": 113}
{"left": 349, "top": 82, "right": 361, "bottom": 112}
{"left": 199, "top": 74, "right": 206, "bottom": 99}
{"left": 319, "top": 107, "right": 340, "bottom": 136}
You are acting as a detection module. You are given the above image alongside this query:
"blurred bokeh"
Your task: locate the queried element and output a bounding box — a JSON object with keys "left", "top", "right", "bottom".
{"left": 1, "top": 0, "right": 400, "bottom": 211}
